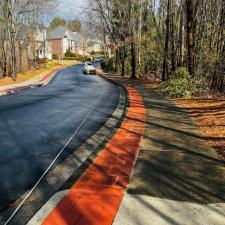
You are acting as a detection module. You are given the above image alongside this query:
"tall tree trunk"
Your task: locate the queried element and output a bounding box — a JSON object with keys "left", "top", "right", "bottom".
{"left": 162, "top": 0, "right": 170, "bottom": 81}
{"left": 1, "top": 42, "right": 7, "bottom": 77}
{"left": 19, "top": 41, "right": 23, "bottom": 72}
{"left": 121, "top": 45, "right": 126, "bottom": 77}
{"left": 129, "top": 0, "right": 136, "bottom": 79}
{"left": 130, "top": 35, "right": 136, "bottom": 79}
{"left": 171, "top": 1, "right": 176, "bottom": 73}
{"left": 186, "top": 0, "right": 195, "bottom": 76}
{"left": 138, "top": 0, "right": 143, "bottom": 76}
{"left": 115, "top": 48, "right": 119, "bottom": 72}
{"left": 178, "top": 4, "right": 184, "bottom": 67}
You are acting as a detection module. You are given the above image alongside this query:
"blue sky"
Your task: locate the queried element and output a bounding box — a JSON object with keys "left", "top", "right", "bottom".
{"left": 54, "top": 0, "right": 86, "bottom": 20}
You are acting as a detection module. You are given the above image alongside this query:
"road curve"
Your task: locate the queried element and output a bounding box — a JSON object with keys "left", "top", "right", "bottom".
{"left": 0, "top": 64, "right": 120, "bottom": 211}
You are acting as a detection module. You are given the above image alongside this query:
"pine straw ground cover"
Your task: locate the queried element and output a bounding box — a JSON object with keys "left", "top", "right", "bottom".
{"left": 140, "top": 80, "right": 225, "bottom": 161}
{"left": 173, "top": 97, "right": 225, "bottom": 161}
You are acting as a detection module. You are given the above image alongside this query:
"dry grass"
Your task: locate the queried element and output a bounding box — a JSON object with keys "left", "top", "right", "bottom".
{"left": 173, "top": 97, "right": 225, "bottom": 160}
{"left": 0, "top": 60, "right": 80, "bottom": 87}
{"left": 58, "top": 59, "right": 81, "bottom": 67}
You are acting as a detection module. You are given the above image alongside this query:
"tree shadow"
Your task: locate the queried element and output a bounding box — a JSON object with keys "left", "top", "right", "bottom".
{"left": 126, "top": 87, "right": 225, "bottom": 205}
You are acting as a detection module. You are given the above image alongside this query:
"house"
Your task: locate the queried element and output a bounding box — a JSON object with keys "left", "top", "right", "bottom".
{"left": 75, "top": 34, "right": 88, "bottom": 56}
{"left": 47, "top": 26, "right": 80, "bottom": 58}
{"left": 75, "top": 38, "right": 104, "bottom": 56}
{"left": 47, "top": 26, "right": 105, "bottom": 58}
{"left": 86, "top": 39, "right": 103, "bottom": 54}
{"left": 34, "top": 25, "right": 52, "bottom": 60}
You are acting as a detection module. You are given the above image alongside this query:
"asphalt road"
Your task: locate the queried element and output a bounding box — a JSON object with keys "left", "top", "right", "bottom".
{"left": 0, "top": 64, "right": 120, "bottom": 211}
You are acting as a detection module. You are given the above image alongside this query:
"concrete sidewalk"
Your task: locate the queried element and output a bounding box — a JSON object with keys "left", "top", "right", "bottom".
{"left": 110, "top": 75, "right": 225, "bottom": 225}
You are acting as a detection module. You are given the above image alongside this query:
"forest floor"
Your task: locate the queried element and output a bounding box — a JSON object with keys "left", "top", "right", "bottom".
{"left": 142, "top": 81, "right": 225, "bottom": 161}
{"left": 0, "top": 60, "right": 79, "bottom": 86}
{"left": 173, "top": 97, "right": 225, "bottom": 161}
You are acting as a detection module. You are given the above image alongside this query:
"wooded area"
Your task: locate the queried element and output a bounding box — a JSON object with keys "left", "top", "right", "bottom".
{"left": 87, "top": 0, "right": 225, "bottom": 96}
{"left": 0, "top": 0, "right": 56, "bottom": 80}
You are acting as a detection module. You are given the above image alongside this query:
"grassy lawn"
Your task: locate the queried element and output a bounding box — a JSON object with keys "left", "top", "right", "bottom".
{"left": 0, "top": 60, "right": 81, "bottom": 86}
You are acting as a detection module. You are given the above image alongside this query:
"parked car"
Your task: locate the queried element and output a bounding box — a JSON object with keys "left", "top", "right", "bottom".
{"left": 83, "top": 62, "right": 96, "bottom": 74}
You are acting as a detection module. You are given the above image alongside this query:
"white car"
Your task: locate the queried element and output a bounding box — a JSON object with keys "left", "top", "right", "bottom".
{"left": 83, "top": 62, "right": 96, "bottom": 74}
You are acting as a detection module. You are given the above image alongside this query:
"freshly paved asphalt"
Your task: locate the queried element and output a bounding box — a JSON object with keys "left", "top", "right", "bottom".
{"left": 0, "top": 64, "right": 120, "bottom": 211}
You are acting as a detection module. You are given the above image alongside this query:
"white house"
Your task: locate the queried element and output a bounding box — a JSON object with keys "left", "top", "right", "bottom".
{"left": 34, "top": 25, "right": 52, "bottom": 59}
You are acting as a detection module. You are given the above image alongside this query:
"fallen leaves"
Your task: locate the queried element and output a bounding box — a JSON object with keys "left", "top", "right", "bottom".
{"left": 174, "top": 97, "right": 225, "bottom": 161}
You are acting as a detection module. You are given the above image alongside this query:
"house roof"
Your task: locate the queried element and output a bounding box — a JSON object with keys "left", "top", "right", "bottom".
{"left": 47, "top": 26, "right": 80, "bottom": 43}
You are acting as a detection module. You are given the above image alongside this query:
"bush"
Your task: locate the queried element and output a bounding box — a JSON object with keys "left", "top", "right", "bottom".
{"left": 90, "top": 51, "right": 105, "bottom": 56}
{"left": 161, "top": 67, "right": 201, "bottom": 98}
{"left": 63, "top": 57, "right": 77, "bottom": 60}
{"left": 173, "top": 67, "right": 190, "bottom": 79}
{"left": 63, "top": 55, "right": 92, "bottom": 62}
{"left": 65, "top": 49, "right": 75, "bottom": 57}
{"left": 101, "top": 58, "right": 114, "bottom": 72}
{"left": 52, "top": 54, "right": 58, "bottom": 60}
{"left": 100, "top": 61, "right": 106, "bottom": 69}
{"left": 45, "top": 58, "right": 51, "bottom": 63}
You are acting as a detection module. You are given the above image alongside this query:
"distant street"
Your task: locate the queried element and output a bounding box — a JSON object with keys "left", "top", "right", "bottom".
{"left": 0, "top": 64, "right": 120, "bottom": 211}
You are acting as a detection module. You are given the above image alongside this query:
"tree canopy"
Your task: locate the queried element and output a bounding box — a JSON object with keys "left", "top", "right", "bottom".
{"left": 68, "top": 19, "right": 81, "bottom": 32}
{"left": 86, "top": 0, "right": 225, "bottom": 94}
{"left": 50, "top": 17, "right": 66, "bottom": 29}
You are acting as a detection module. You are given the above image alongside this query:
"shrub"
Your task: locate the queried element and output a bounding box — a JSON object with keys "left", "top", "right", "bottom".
{"left": 63, "top": 57, "right": 77, "bottom": 60}
{"left": 63, "top": 55, "right": 92, "bottom": 62}
{"left": 173, "top": 67, "right": 190, "bottom": 79}
{"left": 45, "top": 58, "right": 51, "bottom": 63}
{"left": 101, "top": 58, "right": 114, "bottom": 72}
{"left": 35, "top": 56, "right": 40, "bottom": 62}
{"left": 52, "top": 54, "right": 58, "bottom": 60}
{"left": 65, "top": 49, "right": 75, "bottom": 57}
{"left": 100, "top": 61, "right": 106, "bottom": 69}
{"left": 90, "top": 51, "right": 105, "bottom": 56}
{"left": 161, "top": 67, "right": 201, "bottom": 98}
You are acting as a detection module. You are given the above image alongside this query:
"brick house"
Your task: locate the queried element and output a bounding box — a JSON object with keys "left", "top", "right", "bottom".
{"left": 47, "top": 26, "right": 80, "bottom": 58}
